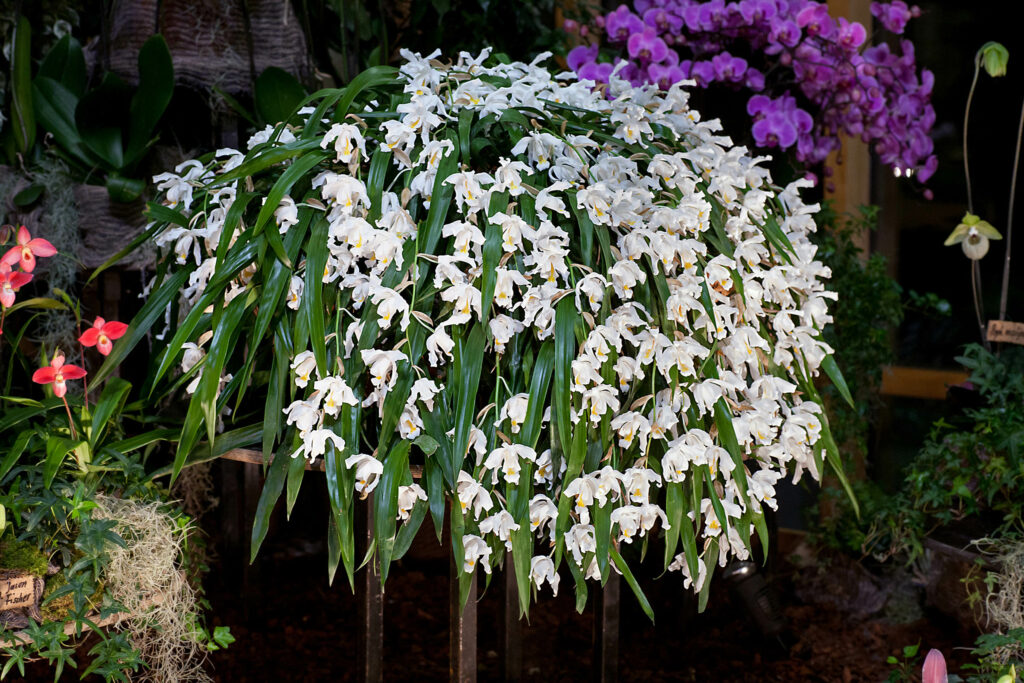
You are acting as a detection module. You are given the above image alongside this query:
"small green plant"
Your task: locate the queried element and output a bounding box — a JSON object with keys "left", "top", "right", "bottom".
{"left": 887, "top": 642, "right": 922, "bottom": 682}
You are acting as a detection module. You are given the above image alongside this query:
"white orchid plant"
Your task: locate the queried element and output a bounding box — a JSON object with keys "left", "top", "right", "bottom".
{"left": 126, "top": 49, "right": 855, "bottom": 615}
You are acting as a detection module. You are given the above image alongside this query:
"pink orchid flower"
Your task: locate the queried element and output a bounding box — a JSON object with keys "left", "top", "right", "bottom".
{"left": 922, "top": 649, "right": 948, "bottom": 683}
{"left": 32, "top": 350, "right": 87, "bottom": 398}
{"left": 1, "top": 225, "right": 57, "bottom": 273}
{"left": 79, "top": 316, "right": 129, "bottom": 356}
{"left": 0, "top": 261, "right": 33, "bottom": 309}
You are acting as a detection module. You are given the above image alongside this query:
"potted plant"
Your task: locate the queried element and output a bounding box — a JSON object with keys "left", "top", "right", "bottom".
{"left": 124, "top": 49, "right": 856, "bottom": 616}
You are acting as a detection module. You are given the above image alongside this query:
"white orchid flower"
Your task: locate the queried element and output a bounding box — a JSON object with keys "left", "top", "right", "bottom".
{"left": 461, "top": 534, "right": 492, "bottom": 574}
{"left": 483, "top": 443, "right": 537, "bottom": 485}
{"left": 456, "top": 471, "right": 494, "bottom": 519}
{"left": 498, "top": 393, "right": 530, "bottom": 434}
{"left": 294, "top": 428, "right": 346, "bottom": 463}
{"left": 397, "top": 484, "right": 428, "bottom": 521}
{"left": 321, "top": 123, "right": 367, "bottom": 165}
{"left": 290, "top": 351, "right": 319, "bottom": 388}
{"left": 479, "top": 510, "right": 520, "bottom": 550}
{"left": 346, "top": 454, "right": 384, "bottom": 494}
{"left": 530, "top": 556, "right": 560, "bottom": 596}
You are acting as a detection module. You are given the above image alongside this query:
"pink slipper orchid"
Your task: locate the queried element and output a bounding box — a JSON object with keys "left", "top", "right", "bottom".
{"left": 1, "top": 225, "right": 57, "bottom": 273}
{"left": 79, "top": 316, "right": 129, "bottom": 356}
{"left": 0, "top": 261, "right": 33, "bottom": 308}
{"left": 922, "top": 649, "right": 948, "bottom": 683}
{"left": 32, "top": 350, "right": 87, "bottom": 398}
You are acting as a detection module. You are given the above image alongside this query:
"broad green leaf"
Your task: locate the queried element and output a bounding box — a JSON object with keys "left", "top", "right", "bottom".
{"left": 44, "top": 437, "right": 80, "bottom": 488}
{"left": 713, "top": 398, "right": 749, "bottom": 500}
{"left": 125, "top": 35, "right": 174, "bottom": 167}
{"left": 89, "top": 377, "right": 131, "bottom": 449}
{"left": 76, "top": 72, "right": 132, "bottom": 170}
{"left": 0, "top": 430, "right": 33, "bottom": 482}
{"left": 37, "top": 34, "right": 87, "bottom": 97}
{"left": 255, "top": 67, "right": 307, "bottom": 127}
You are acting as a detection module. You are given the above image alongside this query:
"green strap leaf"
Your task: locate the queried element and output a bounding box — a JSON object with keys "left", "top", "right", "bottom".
{"left": 250, "top": 442, "right": 291, "bottom": 562}
{"left": 821, "top": 355, "right": 855, "bottom": 408}
{"left": 92, "top": 269, "right": 189, "bottom": 386}
{"left": 610, "top": 548, "right": 655, "bottom": 624}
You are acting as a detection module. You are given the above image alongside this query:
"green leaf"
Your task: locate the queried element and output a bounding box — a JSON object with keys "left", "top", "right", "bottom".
{"left": 821, "top": 355, "right": 855, "bottom": 408}
{"left": 610, "top": 548, "right": 655, "bottom": 623}
{"left": 125, "top": 35, "right": 174, "bottom": 167}
{"left": 330, "top": 65, "right": 399, "bottom": 125}
{"left": 255, "top": 67, "right": 308, "bottom": 126}
{"left": 212, "top": 137, "right": 321, "bottom": 187}
{"left": 450, "top": 325, "right": 486, "bottom": 483}
{"left": 44, "top": 437, "right": 79, "bottom": 488}
{"left": 37, "top": 34, "right": 87, "bottom": 97}
{"left": 253, "top": 151, "right": 331, "bottom": 264}
{"left": 89, "top": 377, "right": 131, "bottom": 449}
{"left": 375, "top": 441, "right": 411, "bottom": 583}
{"left": 393, "top": 497, "right": 428, "bottom": 562}
{"left": 304, "top": 217, "right": 331, "bottom": 376}
{"left": 713, "top": 398, "right": 749, "bottom": 501}
{"left": 366, "top": 148, "right": 390, "bottom": 223}
{"left": 76, "top": 72, "right": 131, "bottom": 170}
{"left": 32, "top": 77, "right": 88, "bottom": 163}
{"left": 250, "top": 442, "right": 291, "bottom": 562}
{"left": 518, "top": 341, "right": 554, "bottom": 449}
{"left": 92, "top": 269, "right": 189, "bottom": 385}
{"left": 285, "top": 449, "right": 306, "bottom": 517}
{"left": 663, "top": 482, "right": 683, "bottom": 569}
{"left": 552, "top": 298, "right": 576, "bottom": 462}
{"left": 0, "top": 296, "right": 69, "bottom": 316}
{"left": 479, "top": 192, "right": 509, "bottom": 323}
{"left": 9, "top": 17, "right": 35, "bottom": 155}
{"left": 12, "top": 183, "right": 43, "bottom": 206}
{"left": 0, "top": 430, "right": 33, "bottom": 482}
{"left": 106, "top": 174, "right": 145, "bottom": 202}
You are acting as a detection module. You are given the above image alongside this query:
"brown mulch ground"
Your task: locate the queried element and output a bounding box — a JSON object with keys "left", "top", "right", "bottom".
{"left": 16, "top": 493, "right": 974, "bottom": 682}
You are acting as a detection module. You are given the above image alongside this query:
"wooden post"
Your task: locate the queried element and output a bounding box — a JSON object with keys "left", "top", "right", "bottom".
{"left": 501, "top": 552, "right": 522, "bottom": 682}
{"left": 825, "top": 0, "right": 873, "bottom": 258}
{"left": 593, "top": 572, "right": 620, "bottom": 683}
{"left": 356, "top": 500, "right": 383, "bottom": 683}
{"left": 450, "top": 553, "right": 478, "bottom": 683}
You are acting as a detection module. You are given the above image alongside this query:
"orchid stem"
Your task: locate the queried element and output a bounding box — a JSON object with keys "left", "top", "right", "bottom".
{"left": 62, "top": 396, "right": 78, "bottom": 440}
{"left": 964, "top": 54, "right": 982, "bottom": 215}
{"left": 971, "top": 259, "right": 990, "bottom": 350}
{"left": 1000, "top": 96, "right": 1024, "bottom": 322}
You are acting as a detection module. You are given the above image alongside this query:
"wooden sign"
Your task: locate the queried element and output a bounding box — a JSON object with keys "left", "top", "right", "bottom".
{"left": 987, "top": 320, "right": 1024, "bottom": 346}
{"left": 0, "top": 571, "right": 43, "bottom": 628}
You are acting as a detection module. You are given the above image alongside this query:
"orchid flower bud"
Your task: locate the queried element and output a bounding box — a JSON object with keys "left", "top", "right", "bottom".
{"left": 979, "top": 41, "right": 1009, "bottom": 78}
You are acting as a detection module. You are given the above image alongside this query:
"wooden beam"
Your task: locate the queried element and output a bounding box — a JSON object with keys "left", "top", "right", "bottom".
{"left": 356, "top": 500, "right": 384, "bottom": 683}
{"left": 501, "top": 552, "right": 522, "bottom": 682}
{"left": 879, "top": 365, "right": 970, "bottom": 399}
{"left": 593, "top": 573, "right": 620, "bottom": 683}
{"left": 450, "top": 556, "right": 478, "bottom": 683}
{"left": 219, "top": 448, "right": 422, "bottom": 479}
{"left": 825, "top": 0, "right": 873, "bottom": 257}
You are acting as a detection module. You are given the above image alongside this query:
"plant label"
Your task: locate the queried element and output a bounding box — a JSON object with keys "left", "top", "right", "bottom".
{"left": 987, "top": 320, "right": 1024, "bottom": 346}
{"left": 0, "top": 571, "right": 43, "bottom": 627}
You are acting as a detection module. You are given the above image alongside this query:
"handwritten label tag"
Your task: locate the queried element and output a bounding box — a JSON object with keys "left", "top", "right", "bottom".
{"left": 0, "top": 573, "right": 37, "bottom": 610}
{"left": 987, "top": 320, "right": 1024, "bottom": 345}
